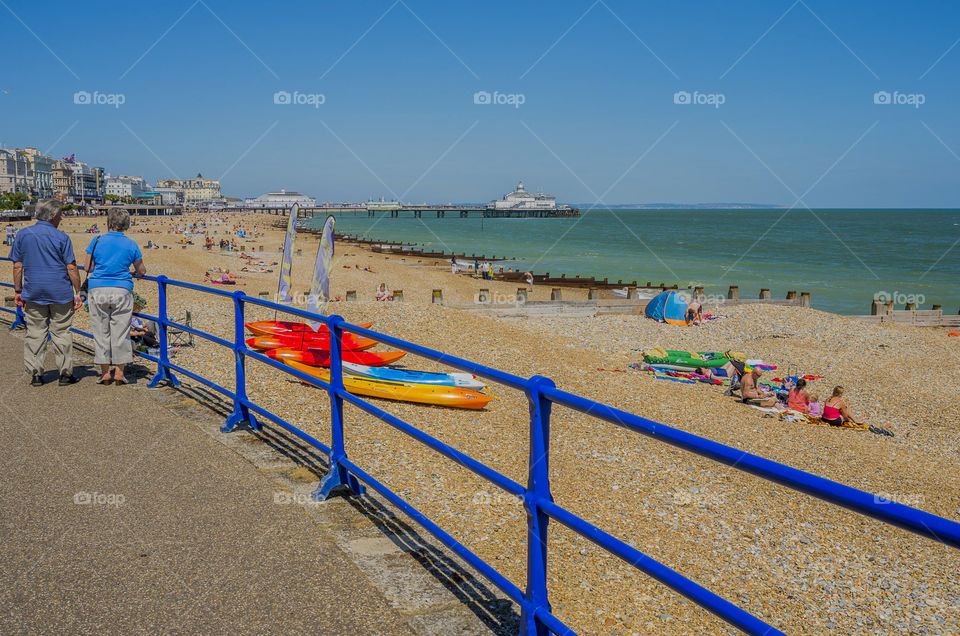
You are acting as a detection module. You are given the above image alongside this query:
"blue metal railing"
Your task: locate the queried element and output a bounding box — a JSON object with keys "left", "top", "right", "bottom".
{"left": 1, "top": 255, "right": 958, "bottom": 635}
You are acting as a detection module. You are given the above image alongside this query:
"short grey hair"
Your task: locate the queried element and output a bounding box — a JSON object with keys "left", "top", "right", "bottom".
{"left": 107, "top": 208, "right": 131, "bottom": 232}
{"left": 34, "top": 199, "right": 62, "bottom": 222}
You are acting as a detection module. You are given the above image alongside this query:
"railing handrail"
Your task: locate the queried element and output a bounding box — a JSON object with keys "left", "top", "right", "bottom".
{"left": 1, "top": 254, "right": 958, "bottom": 636}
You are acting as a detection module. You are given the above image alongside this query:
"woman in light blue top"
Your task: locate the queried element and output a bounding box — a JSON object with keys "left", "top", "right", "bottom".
{"left": 84, "top": 208, "right": 146, "bottom": 385}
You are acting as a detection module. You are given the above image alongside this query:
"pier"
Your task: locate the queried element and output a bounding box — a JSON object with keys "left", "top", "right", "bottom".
{"left": 251, "top": 204, "right": 580, "bottom": 219}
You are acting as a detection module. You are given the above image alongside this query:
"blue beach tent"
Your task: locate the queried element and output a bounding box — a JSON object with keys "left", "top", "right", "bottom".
{"left": 644, "top": 290, "right": 691, "bottom": 326}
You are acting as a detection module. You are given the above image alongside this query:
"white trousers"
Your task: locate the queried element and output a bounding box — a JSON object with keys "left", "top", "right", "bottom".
{"left": 88, "top": 287, "right": 134, "bottom": 365}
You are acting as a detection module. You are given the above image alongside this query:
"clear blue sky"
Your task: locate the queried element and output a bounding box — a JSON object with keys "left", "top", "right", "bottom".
{"left": 2, "top": 0, "right": 959, "bottom": 206}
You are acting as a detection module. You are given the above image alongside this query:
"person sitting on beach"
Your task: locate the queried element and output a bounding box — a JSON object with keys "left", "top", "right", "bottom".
{"left": 821, "top": 386, "right": 864, "bottom": 425}
{"left": 740, "top": 368, "right": 777, "bottom": 407}
{"left": 375, "top": 283, "right": 393, "bottom": 301}
{"left": 130, "top": 298, "right": 159, "bottom": 349}
{"left": 685, "top": 301, "right": 703, "bottom": 325}
{"left": 787, "top": 378, "right": 811, "bottom": 413}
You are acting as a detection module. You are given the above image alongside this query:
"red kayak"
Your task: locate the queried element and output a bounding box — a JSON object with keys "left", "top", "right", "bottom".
{"left": 245, "top": 320, "right": 373, "bottom": 337}
{"left": 265, "top": 347, "right": 406, "bottom": 367}
{"left": 246, "top": 333, "right": 379, "bottom": 352}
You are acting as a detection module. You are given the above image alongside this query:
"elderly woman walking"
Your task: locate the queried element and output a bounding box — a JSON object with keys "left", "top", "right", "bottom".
{"left": 84, "top": 209, "right": 146, "bottom": 385}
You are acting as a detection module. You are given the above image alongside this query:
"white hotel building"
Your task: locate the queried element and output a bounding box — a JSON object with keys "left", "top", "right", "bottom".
{"left": 104, "top": 174, "right": 150, "bottom": 198}
{"left": 243, "top": 189, "right": 316, "bottom": 208}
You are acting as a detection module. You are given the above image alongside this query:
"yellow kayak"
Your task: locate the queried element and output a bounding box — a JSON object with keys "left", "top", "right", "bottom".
{"left": 283, "top": 359, "right": 492, "bottom": 410}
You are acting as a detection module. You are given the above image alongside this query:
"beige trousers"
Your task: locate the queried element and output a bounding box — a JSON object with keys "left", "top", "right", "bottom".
{"left": 23, "top": 302, "right": 75, "bottom": 376}
{"left": 88, "top": 287, "right": 134, "bottom": 365}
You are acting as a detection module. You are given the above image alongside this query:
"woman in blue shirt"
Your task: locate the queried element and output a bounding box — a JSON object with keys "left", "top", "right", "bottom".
{"left": 84, "top": 209, "right": 146, "bottom": 385}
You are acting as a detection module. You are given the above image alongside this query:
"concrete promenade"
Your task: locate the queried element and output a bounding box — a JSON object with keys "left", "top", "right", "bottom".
{"left": 0, "top": 329, "right": 408, "bottom": 634}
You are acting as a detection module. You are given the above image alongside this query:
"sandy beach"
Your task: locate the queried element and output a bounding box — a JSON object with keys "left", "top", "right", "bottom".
{"left": 3, "top": 212, "right": 958, "bottom": 634}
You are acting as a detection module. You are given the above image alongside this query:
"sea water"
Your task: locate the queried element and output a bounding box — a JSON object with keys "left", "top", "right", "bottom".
{"left": 306, "top": 209, "right": 960, "bottom": 315}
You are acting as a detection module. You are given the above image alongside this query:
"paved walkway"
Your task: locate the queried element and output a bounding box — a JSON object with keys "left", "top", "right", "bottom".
{"left": 0, "top": 330, "right": 406, "bottom": 634}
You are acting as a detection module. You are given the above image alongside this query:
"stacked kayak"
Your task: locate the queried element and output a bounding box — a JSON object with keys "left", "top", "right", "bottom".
{"left": 265, "top": 347, "right": 407, "bottom": 367}
{"left": 245, "top": 320, "right": 373, "bottom": 337}
{"left": 284, "top": 359, "right": 491, "bottom": 410}
{"left": 246, "top": 333, "right": 379, "bottom": 352}
{"left": 341, "top": 361, "right": 485, "bottom": 390}
{"left": 245, "top": 320, "right": 491, "bottom": 410}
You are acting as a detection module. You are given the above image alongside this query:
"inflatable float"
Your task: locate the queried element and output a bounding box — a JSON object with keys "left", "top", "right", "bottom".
{"left": 284, "top": 359, "right": 491, "bottom": 410}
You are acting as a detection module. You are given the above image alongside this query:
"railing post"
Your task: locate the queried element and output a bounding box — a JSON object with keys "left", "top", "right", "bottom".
{"left": 313, "top": 314, "right": 365, "bottom": 500}
{"left": 147, "top": 275, "right": 180, "bottom": 388}
{"left": 521, "top": 374, "right": 555, "bottom": 636}
{"left": 222, "top": 291, "right": 259, "bottom": 432}
{"left": 9, "top": 302, "right": 26, "bottom": 330}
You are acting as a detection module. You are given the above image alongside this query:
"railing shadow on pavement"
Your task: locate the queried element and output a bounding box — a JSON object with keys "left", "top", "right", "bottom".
{"left": 2, "top": 257, "right": 960, "bottom": 636}
{"left": 119, "top": 369, "right": 522, "bottom": 633}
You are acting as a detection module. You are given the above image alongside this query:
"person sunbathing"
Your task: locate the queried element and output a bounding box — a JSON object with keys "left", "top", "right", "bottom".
{"left": 740, "top": 368, "right": 777, "bottom": 407}
{"left": 821, "top": 386, "right": 864, "bottom": 425}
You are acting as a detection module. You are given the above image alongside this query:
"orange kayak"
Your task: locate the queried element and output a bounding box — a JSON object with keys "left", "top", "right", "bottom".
{"left": 245, "top": 333, "right": 379, "bottom": 352}
{"left": 265, "top": 347, "right": 406, "bottom": 367}
{"left": 284, "top": 359, "right": 491, "bottom": 410}
{"left": 245, "top": 320, "right": 373, "bottom": 337}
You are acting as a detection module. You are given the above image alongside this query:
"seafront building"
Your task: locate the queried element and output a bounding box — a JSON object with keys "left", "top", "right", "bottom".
{"left": 243, "top": 189, "right": 316, "bottom": 208}
{"left": 489, "top": 181, "right": 557, "bottom": 210}
{"left": 22, "top": 148, "right": 54, "bottom": 198}
{"left": 157, "top": 173, "right": 221, "bottom": 203}
{"left": 104, "top": 174, "right": 150, "bottom": 198}
{"left": 0, "top": 149, "right": 31, "bottom": 194}
{"left": 70, "top": 160, "right": 104, "bottom": 201}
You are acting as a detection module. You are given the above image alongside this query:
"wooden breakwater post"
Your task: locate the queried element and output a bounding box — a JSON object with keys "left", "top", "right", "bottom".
{"left": 759, "top": 288, "right": 770, "bottom": 300}
{"left": 728, "top": 285, "right": 739, "bottom": 300}
{"left": 905, "top": 301, "right": 916, "bottom": 311}
{"left": 345, "top": 290, "right": 357, "bottom": 302}
{"left": 432, "top": 289, "right": 443, "bottom": 304}
{"left": 932, "top": 304, "right": 942, "bottom": 311}
{"left": 478, "top": 288, "right": 490, "bottom": 304}
{"left": 588, "top": 288, "right": 599, "bottom": 300}
{"left": 800, "top": 292, "right": 810, "bottom": 308}
{"left": 258, "top": 291, "right": 269, "bottom": 301}
{"left": 393, "top": 289, "right": 403, "bottom": 303}
{"left": 693, "top": 286, "right": 705, "bottom": 302}
{"left": 786, "top": 291, "right": 797, "bottom": 301}
{"left": 551, "top": 288, "right": 562, "bottom": 301}
{"left": 516, "top": 288, "right": 528, "bottom": 304}
{"left": 627, "top": 288, "right": 641, "bottom": 300}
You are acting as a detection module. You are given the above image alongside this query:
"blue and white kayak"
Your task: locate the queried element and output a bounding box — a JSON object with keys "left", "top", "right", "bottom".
{"left": 341, "top": 362, "right": 486, "bottom": 390}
